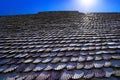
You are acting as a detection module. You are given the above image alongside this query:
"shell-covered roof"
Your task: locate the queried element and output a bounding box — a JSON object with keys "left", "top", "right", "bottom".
{"left": 0, "top": 11, "right": 120, "bottom": 80}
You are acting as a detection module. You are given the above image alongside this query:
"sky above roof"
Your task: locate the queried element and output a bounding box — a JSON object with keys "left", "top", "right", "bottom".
{"left": 0, "top": 0, "right": 120, "bottom": 16}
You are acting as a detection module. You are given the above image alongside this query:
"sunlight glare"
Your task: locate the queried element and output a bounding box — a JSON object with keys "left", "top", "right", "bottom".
{"left": 76, "top": 0, "right": 98, "bottom": 12}
{"left": 81, "top": 0, "right": 96, "bottom": 7}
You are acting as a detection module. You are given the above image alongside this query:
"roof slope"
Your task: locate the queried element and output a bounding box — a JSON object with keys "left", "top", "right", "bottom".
{"left": 0, "top": 11, "right": 120, "bottom": 80}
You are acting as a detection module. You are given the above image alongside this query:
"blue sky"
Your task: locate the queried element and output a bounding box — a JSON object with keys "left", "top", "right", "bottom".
{"left": 0, "top": 0, "right": 120, "bottom": 16}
